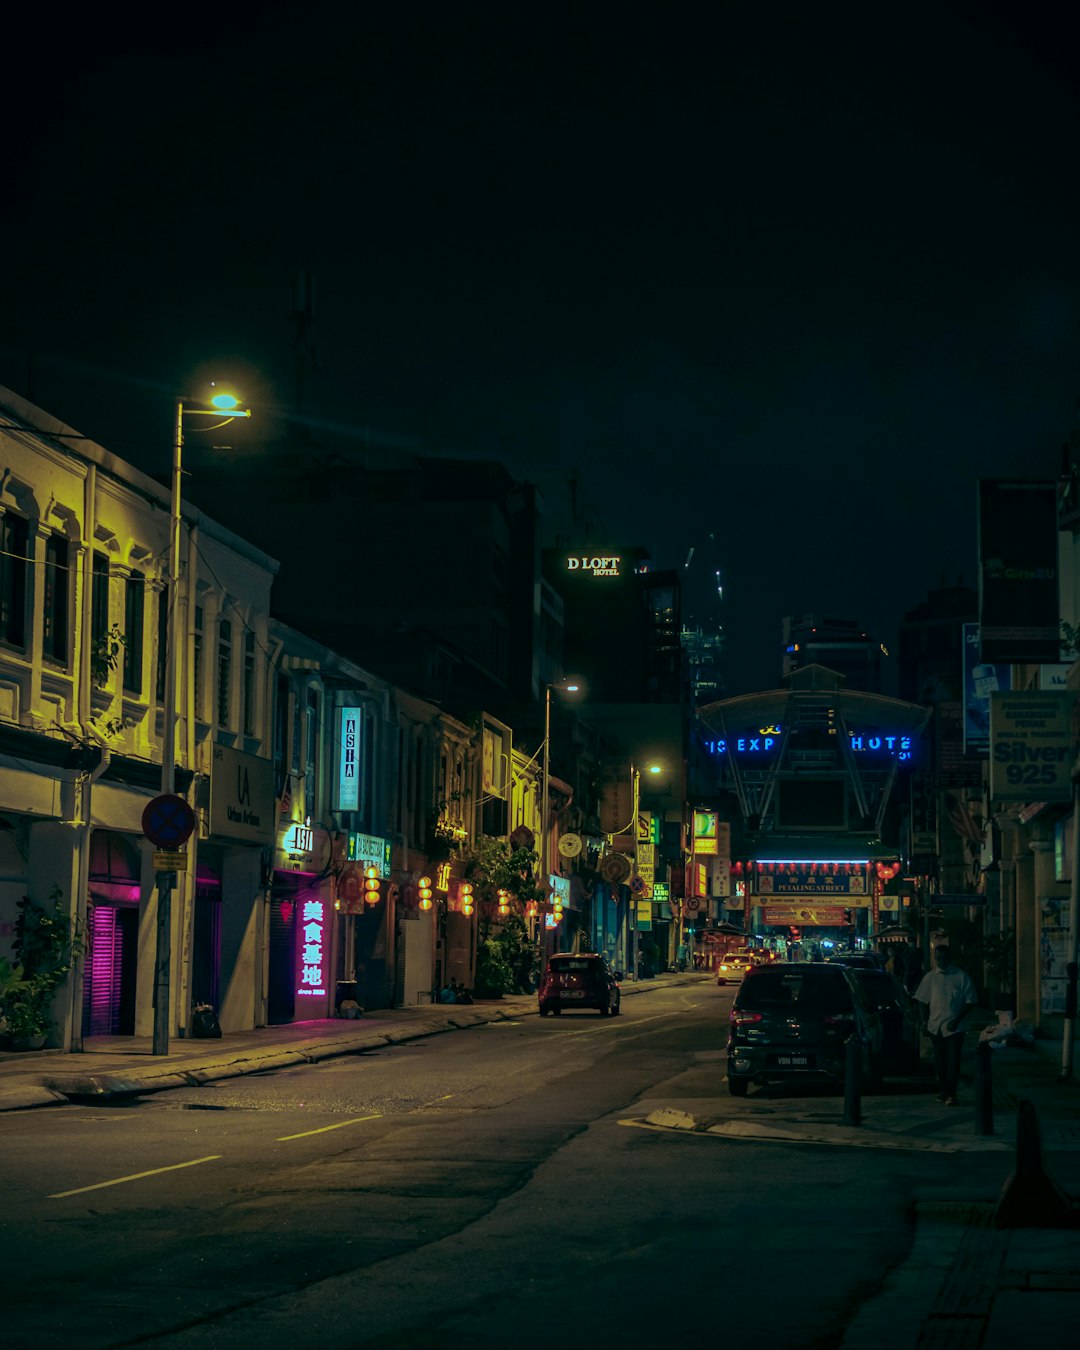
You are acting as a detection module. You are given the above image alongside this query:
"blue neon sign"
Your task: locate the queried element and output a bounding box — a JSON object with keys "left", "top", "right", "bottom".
{"left": 705, "top": 731, "right": 912, "bottom": 761}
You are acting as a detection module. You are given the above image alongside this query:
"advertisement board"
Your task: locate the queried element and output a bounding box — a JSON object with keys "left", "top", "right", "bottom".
{"left": 989, "top": 691, "right": 1076, "bottom": 802}
{"left": 210, "top": 745, "right": 276, "bottom": 845}
{"left": 962, "top": 623, "right": 1011, "bottom": 756}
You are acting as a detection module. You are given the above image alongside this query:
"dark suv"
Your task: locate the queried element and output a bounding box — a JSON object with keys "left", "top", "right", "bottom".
{"left": 726, "top": 962, "right": 882, "bottom": 1096}
{"left": 539, "top": 953, "right": 622, "bottom": 1017}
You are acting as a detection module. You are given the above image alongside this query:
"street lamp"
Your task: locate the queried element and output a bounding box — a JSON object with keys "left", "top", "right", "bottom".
{"left": 152, "top": 385, "right": 251, "bottom": 1056}
{"left": 540, "top": 678, "right": 581, "bottom": 958}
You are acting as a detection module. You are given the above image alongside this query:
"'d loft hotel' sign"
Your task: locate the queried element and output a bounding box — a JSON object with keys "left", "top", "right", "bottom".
{"left": 566, "top": 555, "right": 621, "bottom": 577}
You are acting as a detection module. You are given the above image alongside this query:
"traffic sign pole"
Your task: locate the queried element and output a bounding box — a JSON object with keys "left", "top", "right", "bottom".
{"left": 142, "top": 793, "right": 196, "bottom": 1056}
{"left": 152, "top": 870, "right": 174, "bottom": 1056}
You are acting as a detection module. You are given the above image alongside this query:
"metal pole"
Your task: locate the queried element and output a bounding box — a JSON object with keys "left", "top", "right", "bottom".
{"left": 541, "top": 684, "right": 551, "bottom": 959}
{"left": 152, "top": 400, "right": 183, "bottom": 1056}
{"left": 630, "top": 767, "right": 640, "bottom": 980}
{"left": 152, "top": 870, "right": 174, "bottom": 1056}
{"left": 1061, "top": 775, "right": 1080, "bottom": 1079}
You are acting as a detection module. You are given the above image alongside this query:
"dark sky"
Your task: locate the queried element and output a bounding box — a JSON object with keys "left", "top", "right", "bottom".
{"left": 3, "top": 2, "right": 1079, "bottom": 694}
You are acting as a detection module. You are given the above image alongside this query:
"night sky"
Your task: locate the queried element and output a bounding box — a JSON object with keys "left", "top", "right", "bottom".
{"left": 3, "top": 3, "right": 1079, "bottom": 694}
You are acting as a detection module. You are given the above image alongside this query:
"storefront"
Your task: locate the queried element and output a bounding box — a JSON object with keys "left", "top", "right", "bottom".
{"left": 83, "top": 830, "right": 142, "bottom": 1037}
{"left": 271, "top": 819, "right": 335, "bottom": 1023}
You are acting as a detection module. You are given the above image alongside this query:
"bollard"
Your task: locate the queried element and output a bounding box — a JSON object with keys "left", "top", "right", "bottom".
{"left": 974, "top": 1040, "right": 994, "bottom": 1137}
{"left": 843, "top": 1033, "right": 862, "bottom": 1127}
{"left": 993, "top": 1099, "right": 1074, "bottom": 1228}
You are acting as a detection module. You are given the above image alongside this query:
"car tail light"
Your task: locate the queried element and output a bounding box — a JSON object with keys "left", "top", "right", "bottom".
{"left": 730, "top": 1009, "right": 763, "bottom": 1025}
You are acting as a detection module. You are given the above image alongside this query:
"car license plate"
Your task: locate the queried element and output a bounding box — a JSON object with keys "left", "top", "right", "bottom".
{"left": 562, "top": 990, "right": 585, "bottom": 999}
{"left": 773, "top": 1055, "right": 811, "bottom": 1067}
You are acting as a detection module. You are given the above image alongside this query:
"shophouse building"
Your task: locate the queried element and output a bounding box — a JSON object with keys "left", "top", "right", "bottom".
{"left": 0, "top": 386, "right": 278, "bottom": 1046}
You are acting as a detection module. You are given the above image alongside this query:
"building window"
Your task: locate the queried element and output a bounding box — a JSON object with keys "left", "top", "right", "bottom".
{"left": 193, "top": 605, "right": 204, "bottom": 721}
{"left": 274, "top": 672, "right": 290, "bottom": 786}
{"left": 0, "top": 513, "right": 29, "bottom": 648}
{"left": 217, "top": 617, "right": 232, "bottom": 729}
{"left": 242, "top": 628, "right": 256, "bottom": 737}
{"left": 155, "top": 588, "right": 168, "bottom": 702}
{"left": 42, "top": 534, "right": 70, "bottom": 664}
{"left": 304, "top": 687, "right": 319, "bottom": 813}
{"left": 123, "top": 571, "right": 144, "bottom": 693}
{"left": 91, "top": 552, "right": 110, "bottom": 646}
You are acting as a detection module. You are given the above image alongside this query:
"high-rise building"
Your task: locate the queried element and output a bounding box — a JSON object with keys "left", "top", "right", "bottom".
{"left": 781, "top": 614, "right": 884, "bottom": 693}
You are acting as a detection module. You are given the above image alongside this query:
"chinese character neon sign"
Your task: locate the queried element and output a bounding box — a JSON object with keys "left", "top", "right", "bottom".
{"left": 296, "top": 897, "right": 325, "bottom": 998}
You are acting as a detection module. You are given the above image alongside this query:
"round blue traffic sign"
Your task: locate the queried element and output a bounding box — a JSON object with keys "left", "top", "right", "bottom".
{"left": 142, "top": 793, "right": 197, "bottom": 848}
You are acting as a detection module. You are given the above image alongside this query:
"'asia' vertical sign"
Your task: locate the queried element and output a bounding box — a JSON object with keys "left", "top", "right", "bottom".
{"left": 296, "top": 893, "right": 329, "bottom": 1016}
{"left": 338, "top": 706, "right": 361, "bottom": 812}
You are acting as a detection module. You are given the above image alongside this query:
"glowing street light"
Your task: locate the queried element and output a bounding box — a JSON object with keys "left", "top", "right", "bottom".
{"left": 541, "top": 677, "right": 583, "bottom": 952}
{"left": 152, "top": 384, "right": 251, "bottom": 1058}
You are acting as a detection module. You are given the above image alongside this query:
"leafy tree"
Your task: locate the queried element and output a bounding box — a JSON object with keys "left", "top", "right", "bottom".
{"left": 462, "top": 836, "right": 544, "bottom": 995}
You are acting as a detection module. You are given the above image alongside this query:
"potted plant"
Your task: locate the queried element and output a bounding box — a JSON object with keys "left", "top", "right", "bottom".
{"left": 0, "top": 971, "right": 52, "bottom": 1050}
{"left": 0, "top": 891, "right": 82, "bottom": 1051}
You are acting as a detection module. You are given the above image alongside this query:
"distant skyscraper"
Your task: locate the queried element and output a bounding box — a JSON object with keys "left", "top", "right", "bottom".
{"left": 781, "top": 614, "right": 884, "bottom": 693}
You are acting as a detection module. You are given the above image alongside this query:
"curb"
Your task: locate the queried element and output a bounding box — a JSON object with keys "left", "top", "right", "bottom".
{"left": 0, "top": 974, "right": 704, "bottom": 1110}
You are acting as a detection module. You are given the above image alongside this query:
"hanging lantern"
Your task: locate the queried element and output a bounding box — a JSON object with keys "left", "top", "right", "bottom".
{"left": 418, "top": 876, "right": 433, "bottom": 911}
{"left": 526, "top": 900, "right": 538, "bottom": 918}
{"left": 497, "top": 888, "right": 510, "bottom": 916}
{"left": 459, "top": 882, "right": 475, "bottom": 916}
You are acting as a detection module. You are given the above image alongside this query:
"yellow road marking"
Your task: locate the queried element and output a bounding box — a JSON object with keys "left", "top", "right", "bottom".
{"left": 276, "top": 1113, "right": 381, "bottom": 1141}
{"left": 49, "top": 1155, "right": 221, "bottom": 1198}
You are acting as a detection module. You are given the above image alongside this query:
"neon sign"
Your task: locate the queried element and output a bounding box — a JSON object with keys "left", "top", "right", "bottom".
{"left": 338, "top": 707, "right": 361, "bottom": 811}
{"left": 705, "top": 732, "right": 912, "bottom": 760}
{"left": 566, "top": 555, "right": 621, "bottom": 577}
{"left": 296, "top": 897, "right": 326, "bottom": 998}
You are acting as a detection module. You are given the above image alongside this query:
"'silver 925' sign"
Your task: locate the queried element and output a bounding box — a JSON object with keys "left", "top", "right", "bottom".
{"left": 989, "top": 691, "right": 1075, "bottom": 803}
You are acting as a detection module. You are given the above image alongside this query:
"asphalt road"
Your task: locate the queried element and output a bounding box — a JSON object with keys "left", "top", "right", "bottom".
{"left": 0, "top": 981, "right": 1004, "bottom": 1350}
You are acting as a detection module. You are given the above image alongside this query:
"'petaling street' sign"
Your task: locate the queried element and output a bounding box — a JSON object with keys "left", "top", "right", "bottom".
{"left": 566, "top": 555, "right": 621, "bottom": 577}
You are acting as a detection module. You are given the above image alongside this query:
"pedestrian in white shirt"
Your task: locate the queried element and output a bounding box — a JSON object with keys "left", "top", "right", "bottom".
{"left": 914, "top": 945, "right": 979, "bottom": 1105}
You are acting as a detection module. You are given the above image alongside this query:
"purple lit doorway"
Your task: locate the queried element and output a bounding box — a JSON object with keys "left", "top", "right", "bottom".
{"left": 82, "top": 830, "right": 141, "bottom": 1037}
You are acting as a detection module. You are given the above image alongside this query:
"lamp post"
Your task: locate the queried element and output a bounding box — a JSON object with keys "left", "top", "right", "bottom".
{"left": 539, "top": 679, "right": 580, "bottom": 966}
{"left": 152, "top": 386, "right": 250, "bottom": 1056}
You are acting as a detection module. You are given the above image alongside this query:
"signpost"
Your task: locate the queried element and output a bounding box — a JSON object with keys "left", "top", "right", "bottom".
{"left": 142, "top": 794, "right": 197, "bottom": 1055}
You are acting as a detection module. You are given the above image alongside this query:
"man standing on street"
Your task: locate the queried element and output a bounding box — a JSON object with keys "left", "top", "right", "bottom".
{"left": 914, "top": 945, "right": 979, "bottom": 1105}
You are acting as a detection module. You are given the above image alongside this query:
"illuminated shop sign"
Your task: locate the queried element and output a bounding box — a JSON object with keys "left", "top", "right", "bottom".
{"left": 347, "top": 831, "right": 392, "bottom": 878}
{"left": 283, "top": 822, "right": 316, "bottom": 856}
{"left": 705, "top": 730, "right": 912, "bottom": 760}
{"left": 338, "top": 707, "right": 362, "bottom": 811}
{"left": 297, "top": 896, "right": 326, "bottom": 999}
{"left": 566, "top": 555, "right": 621, "bottom": 577}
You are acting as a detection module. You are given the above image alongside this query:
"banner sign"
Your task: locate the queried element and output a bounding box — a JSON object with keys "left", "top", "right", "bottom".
{"left": 762, "top": 905, "right": 850, "bottom": 926}
{"left": 347, "top": 831, "right": 392, "bottom": 878}
{"left": 989, "top": 691, "right": 1076, "bottom": 803}
{"left": 978, "top": 480, "right": 1060, "bottom": 663}
{"left": 210, "top": 745, "right": 275, "bottom": 845}
{"left": 756, "top": 867, "right": 867, "bottom": 895}
{"left": 337, "top": 706, "right": 362, "bottom": 811}
{"left": 692, "top": 809, "right": 718, "bottom": 854}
